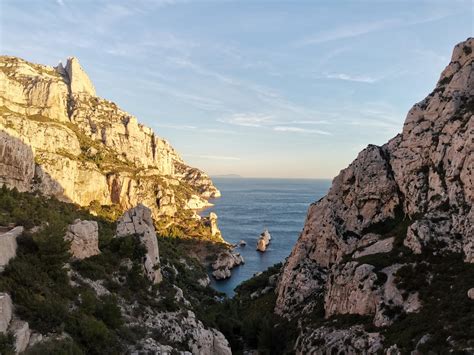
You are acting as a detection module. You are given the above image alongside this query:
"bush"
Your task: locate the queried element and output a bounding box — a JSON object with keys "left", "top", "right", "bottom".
{"left": 0, "top": 333, "right": 15, "bottom": 355}
{"left": 25, "top": 338, "right": 84, "bottom": 355}
{"left": 66, "top": 313, "right": 122, "bottom": 355}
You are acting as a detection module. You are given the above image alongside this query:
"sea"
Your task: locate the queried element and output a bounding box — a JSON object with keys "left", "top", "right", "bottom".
{"left": 203, "top": 178, "right": 331, "bottom": 296}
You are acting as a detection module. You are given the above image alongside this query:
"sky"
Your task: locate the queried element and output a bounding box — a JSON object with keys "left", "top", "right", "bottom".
{"left": 1, "top": 0, "right": 472, "bottom": 178}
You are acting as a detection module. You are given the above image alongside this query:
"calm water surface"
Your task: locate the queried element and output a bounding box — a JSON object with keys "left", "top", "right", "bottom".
{"left": 203, "top": 178, "right": 331, "bottom": 296}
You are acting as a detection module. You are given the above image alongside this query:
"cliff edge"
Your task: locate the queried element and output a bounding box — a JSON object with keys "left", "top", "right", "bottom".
{"left": 275, "top": 38, "right": 473, "bottom": 353}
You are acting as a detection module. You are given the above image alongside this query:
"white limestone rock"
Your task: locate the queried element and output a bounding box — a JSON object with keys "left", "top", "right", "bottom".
{"left": 64, "top": 219, "right": 100, "bottom": 259}
{"left": 296, "top": 325, "right": 384, "bottom": 355}
{"left": 212, "top": 250, "right": 244, "bottom": 280}
{"left": 0, "top": 130, "right": 35, "bottom": 192}
{"left": 0, "top": 293, "right": 12, "bottom": 333}
{"left": 198, "top": 276, "right": 211, "bottom": 287}
{"left": 0, "top": 54, "right": 221, "bottom": 233}
{"left": 0, "top": 226, "right": 23, "bottom": 271}
{"left": 116, "top": 204, "right": 162, "bottom": 284}
{"left": 10, "top": 319, "right": 30, "bottom": 353}
{"left": 64, "top": 57, "right": 96, "bottom": 96}
{"left": 256, "top": 229, "right": 271, "bottom": 252}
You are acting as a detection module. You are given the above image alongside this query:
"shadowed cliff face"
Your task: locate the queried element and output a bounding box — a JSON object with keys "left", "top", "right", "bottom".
{"left": 0, "top": 56, "right": 222, "bottom": 241}
{"left": 274, "top": 38, "right": 473, "bottom": 353}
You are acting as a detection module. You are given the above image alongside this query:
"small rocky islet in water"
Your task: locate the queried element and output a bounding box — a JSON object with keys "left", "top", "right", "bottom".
{"left": 256, "top": 229, "right": 272, "bottom": 252}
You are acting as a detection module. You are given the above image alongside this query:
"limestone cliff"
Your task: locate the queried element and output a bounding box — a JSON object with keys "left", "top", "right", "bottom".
{"left": 275, "top": 38, "right": 473, "bottom": 352}
{"left": 0, "top": 55, "right": 222, "bottom": 241}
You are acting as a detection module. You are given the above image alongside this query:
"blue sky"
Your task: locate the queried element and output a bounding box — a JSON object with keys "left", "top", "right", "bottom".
{"left": 1, "top": 0, "right": 472, "bottom": 178}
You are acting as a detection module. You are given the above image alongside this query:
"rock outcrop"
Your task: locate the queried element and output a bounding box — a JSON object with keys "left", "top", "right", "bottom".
{"left": 256, "top": 229, "right": 271, "bottom": 252}
{"left": 275, "top": 38, "right": 474, "bottom": 352}
{"left": 64, "top": 219, "right": 100, "bottom": 259}
{"left": 10, "top": 319, "right": 30, "bottom": 353}
{"left": 0, "top": 226, "right": 23, "bottom": 271}
{"left": 211, "top": 250, "right": 245, "bottom": 280}
{"left": 296, "top": 325, "right": 384, "bottom": 355}
{"left": 0, "top": 293, "right": 12, "bottom": 333}
{"left": 0, "top": 55, "right": 222, "bottom": 239}
{"left": 128, "top": 310, "right": 231, "bottom": 355}
{"left": 63, "top": 57, "right": 96, "bottom": 96}
{"left": 116, "top": 204, "right": 162, "bottom": 284}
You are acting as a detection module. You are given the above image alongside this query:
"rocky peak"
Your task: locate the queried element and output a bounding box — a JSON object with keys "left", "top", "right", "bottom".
{"left": 60, "top": 56, "right": 96, "bottom": 96}
{"left": 0, "top": 55, "right": 221, "bottom": 237}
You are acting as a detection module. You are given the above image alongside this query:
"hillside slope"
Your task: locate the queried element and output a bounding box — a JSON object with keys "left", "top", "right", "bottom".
{"left": 0, "top": 56, "right": 222, "bottom": 241}
{"left": 272, "top": 38, "right": 473, "bottom": 352}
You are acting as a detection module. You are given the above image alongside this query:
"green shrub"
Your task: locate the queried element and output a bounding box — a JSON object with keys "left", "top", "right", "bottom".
{"left": 66, "top": 313, "right": 122, "bottom": 355}
{"left": 25, "top": 338, "right": 84, "bottom": 355}
{"left": 0, "top": 333, "right": 15, "bottom": 355}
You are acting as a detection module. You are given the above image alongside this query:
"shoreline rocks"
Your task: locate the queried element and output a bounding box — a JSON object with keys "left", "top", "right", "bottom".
{"left": 212, "top": 250, "right": 245, "bottom": 280}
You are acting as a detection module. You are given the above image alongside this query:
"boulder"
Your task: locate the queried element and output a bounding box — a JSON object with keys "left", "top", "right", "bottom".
{"left": 0, "top": 226, "right": 23, "bottom": 270}
{"left": 64, "top": 219, "right": 100, "bottom": 259}
{"left": 0, "top": 293, "right": 12, "bottom": 333}
{"left": 116, "top": 204, "right": 162, "bottom": 284}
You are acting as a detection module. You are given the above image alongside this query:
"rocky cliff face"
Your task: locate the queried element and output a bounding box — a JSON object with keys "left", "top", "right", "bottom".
{"left": 0, "top": 55, "right": 221, "bottom": 240}
{"left": 116, "top": 204, "right": 162, "bottom": 284}
{"left": 275, "top": 38, "right": 473, "bottom": 352}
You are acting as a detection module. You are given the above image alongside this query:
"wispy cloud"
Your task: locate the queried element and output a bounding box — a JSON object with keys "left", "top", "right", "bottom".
{"left": 323, "top": 72, "right": 381, "bottom": 84}
{"left": 218, "top": 113, "right": 274, "bottom": 127}
{"left": 295, "top": 20, "right": 396, "bottom": 47}
{"left": 294, "top": 11, "right": 455, "bottom": 48}
{"left": 273, "top": 126, "right": 332, "bottom": 135}
{"left": 136, "top": 78, "right": 226, "bottom": 112}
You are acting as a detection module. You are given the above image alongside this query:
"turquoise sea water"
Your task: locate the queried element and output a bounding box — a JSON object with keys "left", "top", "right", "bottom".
{"left": 203, "top": 178, "right": 331, "bottom": 296}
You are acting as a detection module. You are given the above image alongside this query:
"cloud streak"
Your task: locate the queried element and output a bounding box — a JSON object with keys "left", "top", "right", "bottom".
{"left": 218, "top": 113, "right": 274, "bottom": 127}
{"left": 295, "top": 20, "right": 396, "bottom": 47}
{"left": 323, "top": 73, "right": 381, "bottom": 84}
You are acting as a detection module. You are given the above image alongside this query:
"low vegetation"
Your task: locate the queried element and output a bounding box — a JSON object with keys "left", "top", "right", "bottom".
{"left": 0, "top": 187, "right": 224, "bottom": 354}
